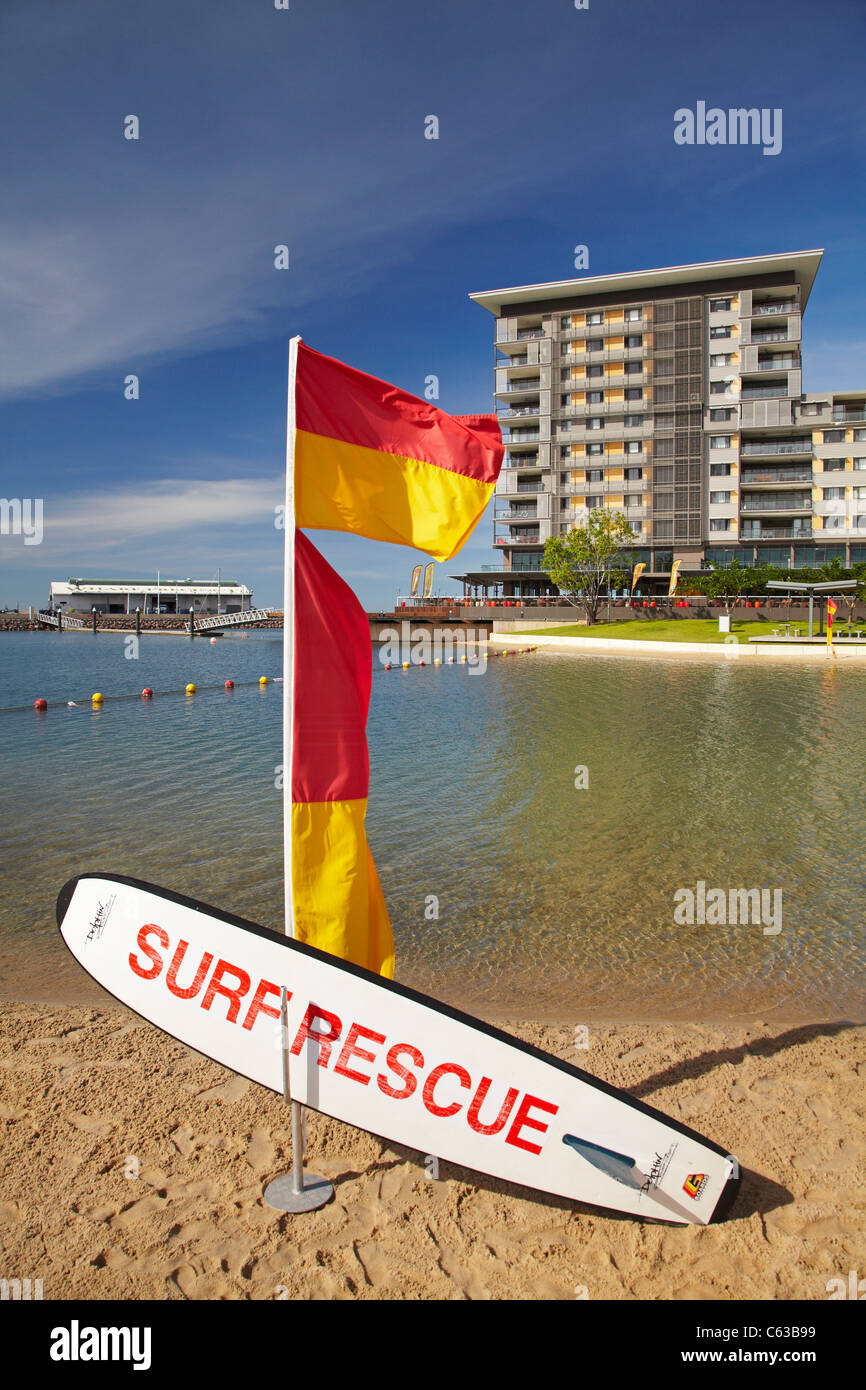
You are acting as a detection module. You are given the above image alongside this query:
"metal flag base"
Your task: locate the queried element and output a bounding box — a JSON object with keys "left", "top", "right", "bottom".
{"left": 263, "top": 989, "right": 334, "bottom": 1214}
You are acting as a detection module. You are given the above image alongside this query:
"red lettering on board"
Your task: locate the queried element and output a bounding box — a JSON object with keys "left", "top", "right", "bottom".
{"left": 242, "top": 978, "right": 284, "bottom": 1032}
{"left": 129, "top": 924, "right": 168, "bottom": 980}
{"left": 166, "top": 940, "right": 213, "bottom": 1000}
{"left": 504, "top": 1093, "right": 559, "bottom": 1155}
{"left": 377, "top": 1043, "right": 424, "bottom": 1100}
{"left": 423, "top": 1062, "right": 472, "bottom": 1118}
{"left": 291, "top": 1004, "right": 342, "bottom": 1066}
{"left": 467, "top": 1077, "right": 520, "bottom": 1136}
{"left": 200, "top": 959, "right": 252, "bottom": 1023}
{"left": 334, "top": 1022, "right": 386, "bottom": 1085}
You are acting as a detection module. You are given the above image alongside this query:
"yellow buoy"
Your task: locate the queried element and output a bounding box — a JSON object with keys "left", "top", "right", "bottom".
{"left": 259, "top": 676, "right": 268, "bottom": 685}
{"left": 433, "top": 658, "right": 441, "bottom": 666}
{"left": 91, "top": 692, "right": 103, "bottom": 705}
{"left": 185, "top": 683, "right": 196, "bottom": 695}
{"left": 402, "top": 661, "right": 410, "bottom": 669}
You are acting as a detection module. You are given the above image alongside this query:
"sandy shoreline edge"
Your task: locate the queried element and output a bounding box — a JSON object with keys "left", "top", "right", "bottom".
{"left": 1, "top": 1001, "right": 862, "bottom": 1300}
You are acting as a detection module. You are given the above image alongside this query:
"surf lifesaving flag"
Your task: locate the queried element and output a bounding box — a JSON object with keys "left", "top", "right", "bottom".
{"left": 423, "top": 562, "right": 434, "bottom": 599}
{"left": 827, "top": 596, "right": 837, "bottom": 646}
{"left": 631, "top": 561, "right": 646, "bottom": 594}
{"left": 410, "top": 565, "right": 422, "bottom": 598}
{"left": 668, "top": 559, "right": 683, "bottom": 597}
{"left": 285, "top": 339, "right": 504, "bottom": 978}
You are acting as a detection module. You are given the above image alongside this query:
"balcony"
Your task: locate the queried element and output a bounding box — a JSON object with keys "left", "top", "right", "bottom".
{"left": 754, "top": 357, "right": 799, "bottom": 371}
{"left": 740, "top": 468, "right": 813, "bottom": 485}
{"left": 497, "top": 405, "right": 540, "bottom": 421}
{"left": 501, "top": 430, "right": 540, "bottom": 443}
{"left": 503, "top": 453, "right": 542, "bottom": 468}
{"left": 502, "top": 380, "right": 540, "bottom": 393}
{"left": 516, "top": 328, "right": 545, "bottom": 341}
{"left": 741, "top": 496, "right": 811, "bottom": 513}
{"left": 750, "top": 331, "right": 790, "bottom": 344}
{"left": 740, "top": 384, "right": 790, "bottom": 400}
{"left": 741, "top": 525, "right": 812, "bottom": 539}
{"left": 752, "top": 301, "right": 796, "bottom": 316}
{"left": 833, "top": 407, "right": 866, "bottom": 423}
{"left": 740, "top": 439, "right": 811, "bottom": 456}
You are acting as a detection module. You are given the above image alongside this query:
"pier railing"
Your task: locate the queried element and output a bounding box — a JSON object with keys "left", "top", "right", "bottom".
{"left": 194, "top": 607, "right": 277, "bottom": 630}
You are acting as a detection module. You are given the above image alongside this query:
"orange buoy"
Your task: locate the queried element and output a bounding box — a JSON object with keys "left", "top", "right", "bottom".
{"left": 141, "top": 688, "right": 153, "bottom": 699}
{"left": 384, "top": 663, "right": 392, "bottom": 670}
{"left": 34, "top": 698, "right": 47, "bottom": 711}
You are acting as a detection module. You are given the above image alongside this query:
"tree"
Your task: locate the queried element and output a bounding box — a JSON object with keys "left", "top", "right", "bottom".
{"left": 542, "top": 510, "right": 636, "bottom": 625}
{"left": 705, "top": 557, "right": 749, "bottom": 612}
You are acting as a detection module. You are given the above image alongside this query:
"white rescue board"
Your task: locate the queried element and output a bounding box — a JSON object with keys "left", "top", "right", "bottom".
{"left": 57, "top": 873, "right": 740, "bottom": 1224}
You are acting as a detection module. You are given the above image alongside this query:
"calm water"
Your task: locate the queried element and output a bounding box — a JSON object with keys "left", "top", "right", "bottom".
{"left": 1, "top": 629, "right": 864, "bottom": 1022}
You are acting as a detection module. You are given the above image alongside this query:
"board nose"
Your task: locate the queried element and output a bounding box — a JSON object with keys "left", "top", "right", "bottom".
{"left": 56, "top": 875, "right": 82, "bottom": 928}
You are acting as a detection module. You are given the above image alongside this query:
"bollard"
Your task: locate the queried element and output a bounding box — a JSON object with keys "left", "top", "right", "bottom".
{"left": 135, "top": 607, "right": 141, "bottom": 639}
{"left": 92, "top": 609, "right": 98, "bottom": 635}
{"left": 189, "top": 607, "right": 195, "bottom": 638}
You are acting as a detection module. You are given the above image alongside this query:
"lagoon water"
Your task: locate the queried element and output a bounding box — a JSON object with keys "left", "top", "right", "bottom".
{"left": 1, "top": 629, "right": 864, "bottom": 1022}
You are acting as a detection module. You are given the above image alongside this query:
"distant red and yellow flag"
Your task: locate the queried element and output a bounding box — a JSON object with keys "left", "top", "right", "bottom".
{"left": 292, "top": 531, "right": 394, "bottom": 978}
{"left": 294, "top": 343, "right": 503, "bottom": 561}
{"left": 827, "top": 596, "right": 837, "bottom": 647}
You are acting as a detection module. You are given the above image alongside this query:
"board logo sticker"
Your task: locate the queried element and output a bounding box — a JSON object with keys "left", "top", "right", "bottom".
{"left": 683, "top": 1172, "right": 709, "bottom": 1200}
{"left": 84, "top": 893, "right": 116, "bottom": 950}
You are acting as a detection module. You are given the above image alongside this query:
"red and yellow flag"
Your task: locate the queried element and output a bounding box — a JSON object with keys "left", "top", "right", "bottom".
{"left": 294, "top": 343, "right": 503, "bottom": 561}
{"left": 286, "top": 342, "right": 504, "bottom": 976}
{"left": 827, "top": 596, "right": 837, "bottom": 646}
{"left": 292, "top": 532, "right": 394, "bottom": 977}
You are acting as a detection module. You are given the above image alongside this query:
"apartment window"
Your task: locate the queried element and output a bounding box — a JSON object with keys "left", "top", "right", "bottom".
{"left": 854, "top": 429, "right": 866, "bottom": 442}
{"left": 710, "top": 408, "right": 735, "bottom": 422}
{"left": 560, "top": 449, "right": 572, "bottom": 463}
{"left": 587, "top": 312, "right": 604, "bottom": 325}
{"left": 710, "top": 491, "right": 731, "bottom": 504}
{"left": 560, "top": 497, "right": 569, "bottom": 510}
{"left": 710, "top": 462, "right": 732, "bottom": 476}
{"left": 856, "top": 487, "right": 866, "bottom": 500}
{"left": 625, "top": 387, "right": 643, "bottom": 401}
{"left": 855, "top": 461, "right": 866, "bottom": 472}
{"left": 823, "top": 459, "right": 845, "bottom": 472}
{"left": 625, "top": 334, "right": 643, "bottom": 349}
{"left": 709, "top": 518, "right": 731, "bottom": 531}
{"left": 625, "top": 361, "right": 643, "bottom": 375}
{"left": 586, "top": 337, "right": 603, "bottom": 352}
{"left": 560, "top": 316, "right": 572, "bottom": 329}
{"left": 710, "top": 380, "right": 733, "bottom": 395}
{"left": 560, "top": 395, "right": 569, "bottom": 407}
{"left": 711, "top": 353, "right": 734, "bottom": 367}
{"left": 587, "top": 417, "right": 604, "bottom": 430}
{"left": 560, "top": 470, "right": 570, "bottom": 484}
{"left": 587, "top": 441, "right": 604, "bottom": 455}
{"left": 824, "top": 487, "right": 846, "bottom": 500}
{"left": 585, "top": 495, "right": 602, "bottom": 508}
{"left": 560, "top": 421, "right": 571, "bottom": 432}
{"left": 823, "top": 430, "right": 845, "bottom": 443}
{"left": 825, "top": 516, "right": 845, "bottom": 529}
{"left": 585, "top": 469, "right": 603, "bottom": 483}
{"left": 624, "top": 307, "right": 641, "bottom": 321}
{"left": 560, "top": 344, "right": 571, "bottom": 357}
{"left": 560, "top": 368, "right": 571, "bottom": 382}
{"left": 625, "top": 440, "right": 642, "bottom": 454}
{"left": 624, "top": 414, "right": 644, "bottom": 427}
{"left": 624, "top": 466, "right": 643, "bottom": 480}
{"left": 587, "top": 363, "right": 604, "bottom": 378}
{"left": 857, "top": 516, "right": 866, "bottom": 529}
{"left": 587, "top": 391, "right": 604, "bottom": 404}
{"left": 710, "top": 326, "right": 731, "bottom": 339}
{"left": 709, "top": 298, "right": 731, "bottom": 312}
{"left": 710, "top": 435, "right": 732, "bottom": 449}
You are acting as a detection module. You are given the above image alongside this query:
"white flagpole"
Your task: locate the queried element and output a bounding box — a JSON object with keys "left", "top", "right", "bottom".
{"left": 265, "top": 335, "right": 333, "bottom": 1214}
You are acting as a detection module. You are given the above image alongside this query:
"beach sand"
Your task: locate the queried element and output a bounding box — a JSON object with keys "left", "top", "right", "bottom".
{"left": 0, "top": 1003, "right": 863, "bottom": 1301}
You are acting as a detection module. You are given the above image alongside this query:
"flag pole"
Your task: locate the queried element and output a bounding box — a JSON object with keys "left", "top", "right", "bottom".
{"left": 264, "top": 335, "right": 333, "bottom": 1214}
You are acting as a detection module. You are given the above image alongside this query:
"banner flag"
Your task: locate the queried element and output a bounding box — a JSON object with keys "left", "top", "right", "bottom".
{"left": 631, "top": 562, "right": 646, "bottom": 593}
{"left": 293, "top": 342, "right": 503, "bottom": 561}
{"left": 827, "top": 596, "right": 837, "bottom": 646}
{"left": 285, "top": 339, "right": 503, "bottom": 974}
{"left": 668, "top": 559, "right": 683, "bottom": 597}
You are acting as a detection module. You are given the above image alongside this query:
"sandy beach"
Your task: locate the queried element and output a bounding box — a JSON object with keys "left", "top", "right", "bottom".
{"left": 1, "top": 1002, "right": 862, "bottom": 1301}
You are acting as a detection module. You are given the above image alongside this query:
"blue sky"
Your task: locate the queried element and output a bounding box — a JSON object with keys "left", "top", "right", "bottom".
{"left": 1, "top": 0, "right": 864, "bottom": 609}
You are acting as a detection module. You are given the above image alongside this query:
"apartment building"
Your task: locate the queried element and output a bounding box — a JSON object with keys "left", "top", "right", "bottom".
{"left": 462, "top": 251, "right": 866, "bottom": 599}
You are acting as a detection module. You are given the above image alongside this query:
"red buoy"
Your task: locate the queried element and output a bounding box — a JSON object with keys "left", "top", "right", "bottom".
{"left": 384, "top": 663, "right": 392, "bottom": 670}
{"left": 34, "top": 698, "right": 47, "bottom": 711}
{"left": 141, "top": 688, "right": 153, "bottom": 699}
{"left": 225, "top": 679, "right": 234, "bottom": 690}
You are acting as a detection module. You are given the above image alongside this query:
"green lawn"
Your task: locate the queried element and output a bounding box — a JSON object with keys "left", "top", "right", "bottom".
{"left": 509, "top": 619, "right": 832, "bottom": 644}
